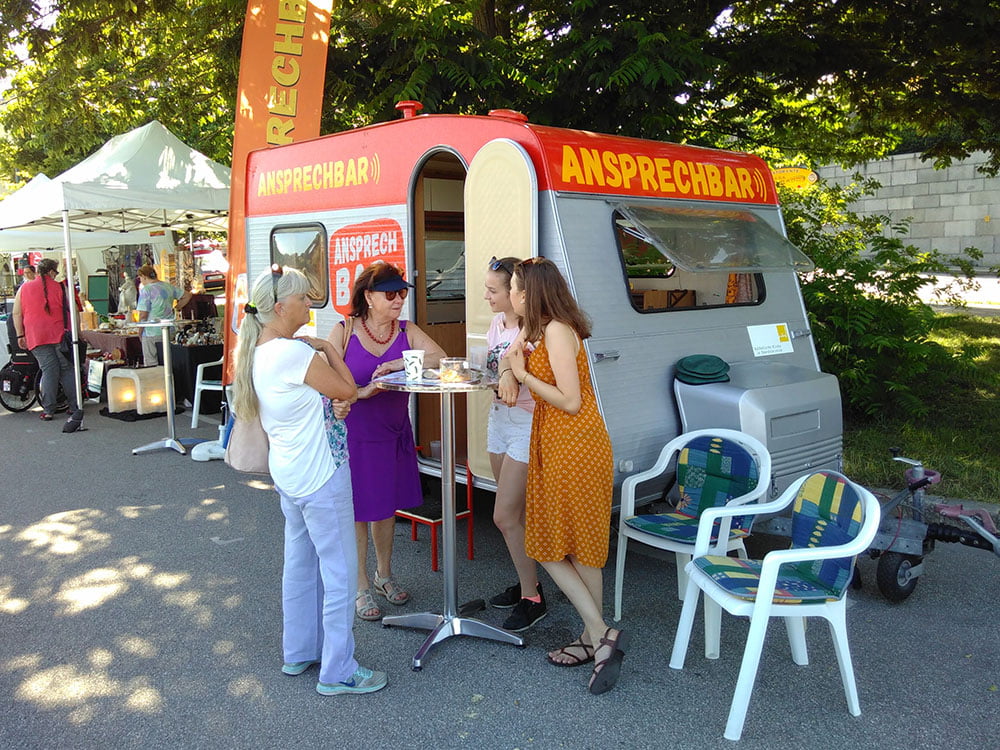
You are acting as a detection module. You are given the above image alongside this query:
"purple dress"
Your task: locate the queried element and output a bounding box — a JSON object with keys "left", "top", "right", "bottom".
{"left": 343, "top": 321, "right": 423, "bottom": 522}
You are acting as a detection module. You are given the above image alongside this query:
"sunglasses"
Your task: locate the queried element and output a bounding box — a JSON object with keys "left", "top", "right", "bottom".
{"left": 381, "top": 288, "right": 408, "bottom": 301}
{"left": 489, "top": 256, "right": 512, "bottom": 274}
{"left": 270, "top": 264, "right": 283, "bottom": 305}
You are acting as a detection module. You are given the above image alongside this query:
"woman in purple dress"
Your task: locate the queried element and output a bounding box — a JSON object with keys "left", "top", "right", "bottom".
{"left": 327, "top": 262, "right": 446, "bottom": 621}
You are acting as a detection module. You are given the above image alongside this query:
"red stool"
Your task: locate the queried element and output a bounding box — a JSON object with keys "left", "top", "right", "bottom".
{"left": 395, "top": 463, "right": 475, "bottom": 572}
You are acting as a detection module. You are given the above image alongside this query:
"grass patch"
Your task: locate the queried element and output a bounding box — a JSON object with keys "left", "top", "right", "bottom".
{"left": 842, "top": 312, "right": 1000, "bottom": 503}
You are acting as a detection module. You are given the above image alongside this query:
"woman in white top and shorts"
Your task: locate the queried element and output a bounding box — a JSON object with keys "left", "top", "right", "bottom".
{"left": 484, "top": 256, "right": 547, "bottom": 632}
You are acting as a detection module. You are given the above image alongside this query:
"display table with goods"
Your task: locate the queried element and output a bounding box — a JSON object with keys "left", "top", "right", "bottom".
{"left": 81, "top": 326, "right": 143, "bottom": 367}
{"left": 374, "top": 364, "right": 523, "bottom": 670}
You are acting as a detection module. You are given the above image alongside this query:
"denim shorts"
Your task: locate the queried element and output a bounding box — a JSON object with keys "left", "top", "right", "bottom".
{"left": 486, "top": 402, "right": 532, "bottom": 464}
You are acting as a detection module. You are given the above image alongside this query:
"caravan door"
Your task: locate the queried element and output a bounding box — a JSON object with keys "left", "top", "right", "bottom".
{"left": 463, "top": 139, "right": 539, "bottom": 481}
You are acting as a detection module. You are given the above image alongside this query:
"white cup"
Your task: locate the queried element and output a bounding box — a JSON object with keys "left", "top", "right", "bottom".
{"left": 402, "top": 349, "right": 425, "bottom": 380}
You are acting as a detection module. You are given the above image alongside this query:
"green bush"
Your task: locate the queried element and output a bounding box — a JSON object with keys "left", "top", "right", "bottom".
{"left": 780, "top": 178, "right": 982, "bottom": 418}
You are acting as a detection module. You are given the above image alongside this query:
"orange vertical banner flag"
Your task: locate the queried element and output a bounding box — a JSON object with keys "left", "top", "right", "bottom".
{"left": 224, "top": 0, "right": 334, "bottom": 383}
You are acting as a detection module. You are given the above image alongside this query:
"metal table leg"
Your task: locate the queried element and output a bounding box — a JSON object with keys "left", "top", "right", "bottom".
{"left": 133, "top": 323, "right": 185, "bottom": 455}
{"left": 382, "top": 390, "right": 523, "bottom": 669}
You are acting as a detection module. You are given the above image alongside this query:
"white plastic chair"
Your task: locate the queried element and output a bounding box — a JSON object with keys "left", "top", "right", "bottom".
{"left": 190, "top": 356, "right": 224, "bottom": 428}
{"left": 669, "top": 470, "right": 881, "bottom": 741}
{"left": 614, "top": 428, "right": 772, "bottom": 622}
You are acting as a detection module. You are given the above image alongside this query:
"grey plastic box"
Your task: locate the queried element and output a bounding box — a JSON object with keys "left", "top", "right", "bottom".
{"left": 674, "top": 360, "right": 843, "bottom": 497}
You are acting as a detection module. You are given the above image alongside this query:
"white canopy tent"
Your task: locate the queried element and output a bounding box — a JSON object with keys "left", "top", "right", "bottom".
{"left": 0, "top": 121, "right": 231, "bottom": 412}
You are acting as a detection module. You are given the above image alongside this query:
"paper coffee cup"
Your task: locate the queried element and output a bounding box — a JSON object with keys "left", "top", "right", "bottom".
{"left": 402, "top": 349, "right": 425, "bottom": 380}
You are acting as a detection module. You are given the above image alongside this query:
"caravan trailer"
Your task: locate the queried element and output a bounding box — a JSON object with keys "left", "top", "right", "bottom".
{"left": 242, "top": 102, "right": 842, "bottom": 503}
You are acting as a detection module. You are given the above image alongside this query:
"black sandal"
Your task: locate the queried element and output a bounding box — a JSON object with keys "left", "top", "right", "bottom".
{"left": 546, "top": 638, "right": 595, "bottom": 668}
{"left": 588, "top": 628, "right": 629, "bottom": 695}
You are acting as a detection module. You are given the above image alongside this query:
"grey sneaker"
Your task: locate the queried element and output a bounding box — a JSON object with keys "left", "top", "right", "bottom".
{"left": 316, "top": 665, "right": 387, "bottom": 696}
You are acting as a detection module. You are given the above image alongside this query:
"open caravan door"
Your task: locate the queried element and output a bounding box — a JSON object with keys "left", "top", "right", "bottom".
{"left": 464, "top": 139, "right": 538, "bottom": 482}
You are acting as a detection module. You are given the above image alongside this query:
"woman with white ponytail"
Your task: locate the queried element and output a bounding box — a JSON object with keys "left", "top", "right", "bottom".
{"left": 231, "top": 265, "right": 387, "bottom": 697}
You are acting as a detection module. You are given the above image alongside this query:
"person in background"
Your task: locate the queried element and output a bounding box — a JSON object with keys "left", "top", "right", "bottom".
{"left": 502, "top": 257, "right": 623, "bottom": 695}
{"left": 136, "top": 264, "right": 192, "bottom": 366}
{"left": 231, "top": 265, "right": 386, "bottom": 696}
{"left": 327, "top": 261, "right": 445, "bottom": 622}
{"left": 484, "top": 256, "right": 546, "bottom": 631}
{"left": 11, "top": 258, "right": 84, "bottom": 432}
{"left": 15, "top": 264, "right": 36, "bottom": 291}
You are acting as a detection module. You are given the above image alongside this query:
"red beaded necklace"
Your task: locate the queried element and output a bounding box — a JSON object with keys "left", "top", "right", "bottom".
{"left": 361, "top": 316, "right": 395, "bottom": 345}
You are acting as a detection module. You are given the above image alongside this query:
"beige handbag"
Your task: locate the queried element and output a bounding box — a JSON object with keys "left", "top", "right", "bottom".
{"left": 224, "top": 412, "right": 270, "bottom": 474}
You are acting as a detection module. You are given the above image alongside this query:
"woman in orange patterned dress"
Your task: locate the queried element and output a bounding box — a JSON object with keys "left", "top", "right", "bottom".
{"left": 500, "top": 258, "right": 625, "bottom": 695}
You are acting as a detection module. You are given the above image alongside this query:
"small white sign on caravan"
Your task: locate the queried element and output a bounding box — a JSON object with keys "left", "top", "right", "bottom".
{"left": 747, "top": 323, "right": 794, "bottom": 357}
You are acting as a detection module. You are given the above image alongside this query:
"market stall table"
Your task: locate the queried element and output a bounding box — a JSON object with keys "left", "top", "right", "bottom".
{"left": 375, "top": 370, "right": 524, "bottom": 669}
{"left": 80, "top": 329, "right": 143, "bottom": 367}
{"left": 131, "top": 320, "right": 184, "bottom": 456}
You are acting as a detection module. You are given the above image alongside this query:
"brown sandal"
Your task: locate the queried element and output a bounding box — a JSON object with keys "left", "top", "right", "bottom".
{"left": 546, "top": 638, "right": 595, "bottom": 668}
{"left": 589, "top": 628, "right": 629, "bottom": 695}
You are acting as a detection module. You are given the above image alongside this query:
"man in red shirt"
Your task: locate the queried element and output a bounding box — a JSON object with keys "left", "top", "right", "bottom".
{"left": 12, "top": 258, "right": 84, "bottom": 432}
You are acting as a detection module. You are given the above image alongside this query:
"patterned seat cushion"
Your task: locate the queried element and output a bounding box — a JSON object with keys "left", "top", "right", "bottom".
{"left": 675, "top": 435, "right": 759, "bottom": 517}
{"left": 691, "top": 555, "right": 841, "bottom": 604}
{"left": 624, "top": 512, "right": 750, "bottom": 542}
{"left": 626, "top": 435, "right": 760, "bottom": 543}
{"left": 789, "top": 472, "right": 864, "bottom": 599}
{"left": 692, "top": 472, "right": 866, "bottom": 605}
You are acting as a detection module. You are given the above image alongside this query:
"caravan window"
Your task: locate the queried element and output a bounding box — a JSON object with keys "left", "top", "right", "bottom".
{"left": 613, "top": 204, "right": 814, "bottom": 312}
{"left": 269, "top": 223, "right": 328, "bottom": 307}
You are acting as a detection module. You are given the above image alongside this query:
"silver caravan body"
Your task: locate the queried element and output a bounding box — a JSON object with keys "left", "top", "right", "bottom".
{"left": 242, "top": 107, "right": 841, "bottom": 505}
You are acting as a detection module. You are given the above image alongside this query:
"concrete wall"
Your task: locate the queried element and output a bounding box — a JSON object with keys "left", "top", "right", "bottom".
{"left": 817, "top": 151, "right": 1000, "bottom": 270}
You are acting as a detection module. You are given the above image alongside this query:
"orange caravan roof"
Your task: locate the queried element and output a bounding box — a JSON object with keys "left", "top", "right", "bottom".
{"left": 246, "top": 108, "right": 778, "bottom": 217}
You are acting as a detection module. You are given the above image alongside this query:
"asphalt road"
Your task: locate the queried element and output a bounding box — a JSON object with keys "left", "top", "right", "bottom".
{"left": 0, "top": 405, "right": 996, "bottom": 750}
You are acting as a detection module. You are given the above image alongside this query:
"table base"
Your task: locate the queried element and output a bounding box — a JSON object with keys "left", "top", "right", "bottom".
{"left": 382, "top": 612, "right": 525, "bottom": 670}
{"left": 132, "top": 437, "right": 186, "bottom": 456}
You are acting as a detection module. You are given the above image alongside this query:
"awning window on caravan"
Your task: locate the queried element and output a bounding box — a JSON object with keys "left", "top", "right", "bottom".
{"left": 613, "top": 203, "right": 814, "bottom": 274}
{"left": 270, "top": 223, "right": 329, "bottom": 307}
{"left": 612, "top": 203, "right": 814, "bottom": 313}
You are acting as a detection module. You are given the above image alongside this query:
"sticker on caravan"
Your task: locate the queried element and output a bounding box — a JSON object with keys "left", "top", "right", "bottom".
{"left": 329, "top": 218, "right": 406, "bottom": 316}
{"left": 747, "top": 323, "right": 793, "bottom": 357}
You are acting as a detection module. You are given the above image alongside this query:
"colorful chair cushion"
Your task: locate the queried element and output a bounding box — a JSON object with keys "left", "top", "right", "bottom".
{"left": 624, "top": 512, "right": 750, "bottom": 542}
{"left": 624, "top": 435, "right": 759, "bottom": 541}
{"left": 692, "top": 472, "right": 866, "bottom": 604}
{"left": 789, "top": 471, "right": 864, "bottom": 599}
{"left": 691, "top": 555, "right": 842, "bottom": 604}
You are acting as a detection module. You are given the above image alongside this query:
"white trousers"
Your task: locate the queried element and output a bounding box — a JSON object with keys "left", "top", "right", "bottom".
{"left": 277, "top": 464, "right": 358, "bottom": 684}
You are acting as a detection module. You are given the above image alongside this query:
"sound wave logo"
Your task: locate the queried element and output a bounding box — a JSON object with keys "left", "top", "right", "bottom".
{"left": 371, "top": 153, "right": 381, "bottom": 184}
{"left": 751, "top": 169, "right": 767, "bottom": 200}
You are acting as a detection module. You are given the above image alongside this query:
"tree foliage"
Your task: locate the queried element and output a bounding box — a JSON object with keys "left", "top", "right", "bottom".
{"left": 2, "top": 1, "right": 999, "bottom": 180}
{"left": 0, "top": 0, "right": 243, "bottom": 178}
{"left": 713, "top": 1, "right": 1000, "bottom": 173}
{"left": 783, "top": 179, "right": 982, "bottom": 418}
